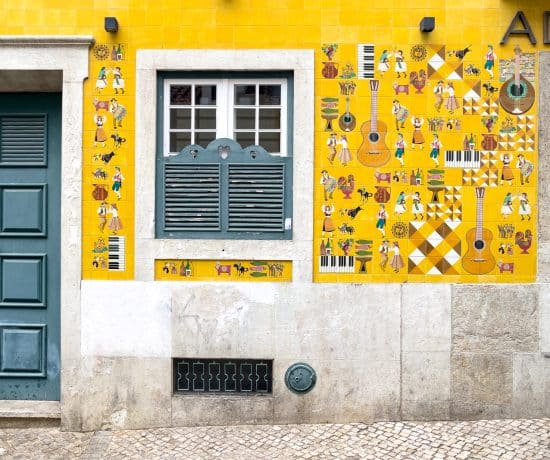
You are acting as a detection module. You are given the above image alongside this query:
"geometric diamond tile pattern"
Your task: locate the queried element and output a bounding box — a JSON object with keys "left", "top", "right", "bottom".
{"left": 427, "top": 45, "right": 463, "bottom": 80}
{"left": 408, "top": 221, "right": 462, "bottom": 275}
{"left": 515, "top": 115, "right": 536, "bottom": 152}
{"left": 461, "top": 152, "right": 499, "bottom": 186}
{"left": 427, "top": 186, "right": 462, "bottom": 221}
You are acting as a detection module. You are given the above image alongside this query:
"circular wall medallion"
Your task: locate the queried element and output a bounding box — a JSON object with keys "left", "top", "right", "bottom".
{"left": 410, "top": 44, "right": 428, "bottom": 62}
{"left": 285, "top": 363, "right": 316, "bottom": 394}
{"left": 93, "top": 44, "right": 110, "bottom": 61}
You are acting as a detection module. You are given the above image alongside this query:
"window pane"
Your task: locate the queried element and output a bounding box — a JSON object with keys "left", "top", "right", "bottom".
{"left": 195, "top": 108, "right": 216, "bottom": 129}
{"left": 259, "top": 108, "right": 280, "bottom": 129}
{"left": 235, "top": 108, "right": 255, "bottom": 129}
{"left": 259, "top": 132, "right": 280, "bottom": 153}
{"left": 170, "top": 132, "right": 191, "bottom": 153}
{"left": 170, "top": 108, "right": 191, "bottom": 129}
{"left": 195, "top": 131, "right": 217, "bottom": 148}
{"left": 170, "top": 85, "right": 191, "bottom": 105}
{"left": 235, "top": 132, "right": 256, "bottom": 147}
{"left": 195, "top": 85, "right": 217, "bottom": 105}
{"left": 259, "top": 85, "right": 281, "bottom": 105}
{"left": 234, "top": 85, "right": 256, "bottom": 105}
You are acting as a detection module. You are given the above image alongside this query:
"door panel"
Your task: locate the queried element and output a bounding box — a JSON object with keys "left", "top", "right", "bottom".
{"left": 1, "top": 184, "right": 47, "bottom": 235}
{"left": 0, "top": 324, "right": 46, "bottom": 377}
{"left": 0, "top": 93, "right": 61, "bottom": 400}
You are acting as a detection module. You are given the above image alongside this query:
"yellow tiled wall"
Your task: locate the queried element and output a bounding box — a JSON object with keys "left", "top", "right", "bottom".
{"left": 315, "top": 41, "right": 537, "bottom": 283}
{"left": 85, "top": 43, "right": 134, "bottom": 279}
{"left": 3, "top": 1, "right": 547, "bottom": 282}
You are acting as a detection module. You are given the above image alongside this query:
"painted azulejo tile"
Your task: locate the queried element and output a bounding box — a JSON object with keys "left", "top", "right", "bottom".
{"left": 155, "top": 260, "right": 292, "bottom": 282}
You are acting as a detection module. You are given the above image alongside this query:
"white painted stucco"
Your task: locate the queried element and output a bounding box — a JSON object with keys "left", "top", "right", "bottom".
{"left": 81, "top": 281, "right": 172, "bottom": 358}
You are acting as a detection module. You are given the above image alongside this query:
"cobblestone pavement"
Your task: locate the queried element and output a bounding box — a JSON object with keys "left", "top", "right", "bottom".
{"left": 0, "top": 418, "right": 548, "bottom": 459}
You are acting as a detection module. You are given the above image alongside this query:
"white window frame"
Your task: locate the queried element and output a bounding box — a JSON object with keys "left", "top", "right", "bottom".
{"left": 163, "top": 78, "right": 288, "bottom": 156}
{"left": 135, "top": 49, "right": 314, "bottom": 282}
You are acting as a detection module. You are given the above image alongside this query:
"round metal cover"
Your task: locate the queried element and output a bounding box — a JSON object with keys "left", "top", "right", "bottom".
{"left": 285, "top": 363, "right": 316, "bottom": 394}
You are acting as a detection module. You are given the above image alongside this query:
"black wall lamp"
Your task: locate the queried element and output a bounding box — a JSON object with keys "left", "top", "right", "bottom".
{"left": 420, "top": 17, "right": 435, "bottom": 33}
{"left": 104, "top": 17, "right": 119, "bottom": 33}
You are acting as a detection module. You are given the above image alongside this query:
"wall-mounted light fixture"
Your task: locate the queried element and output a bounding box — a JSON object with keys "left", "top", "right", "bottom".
{"left": 104, "top": 17, "right": 119, "bottom": 33}
{"left": 420, "top": 17, "right": 435, "bottom": 33}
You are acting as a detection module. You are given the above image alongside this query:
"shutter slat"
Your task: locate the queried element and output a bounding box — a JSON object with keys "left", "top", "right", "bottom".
{"left": 0, "top": 115, "right": 47, "bottom": 165}
{"left": 228, "top": 163, "right": 285, "bottom": 232}
{"left": 164, "top": 163, "right": 221, "bottom": 231}
{"left": 229, "top": 201, "right": 283, "bottom": 206}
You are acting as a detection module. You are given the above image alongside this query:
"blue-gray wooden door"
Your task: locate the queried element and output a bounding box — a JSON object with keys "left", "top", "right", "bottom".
{"left": 0, "top": 93, "right": 61, "bottom": 400}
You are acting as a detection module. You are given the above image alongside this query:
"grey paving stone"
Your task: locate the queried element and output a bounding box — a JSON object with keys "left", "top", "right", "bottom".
{"left": 0, "top": 419, "right": 548, "bottom": 459}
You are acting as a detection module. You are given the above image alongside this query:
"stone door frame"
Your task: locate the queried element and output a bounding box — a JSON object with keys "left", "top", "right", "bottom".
{"left": 0, "top": 35, "right": 92, "bottom": 429}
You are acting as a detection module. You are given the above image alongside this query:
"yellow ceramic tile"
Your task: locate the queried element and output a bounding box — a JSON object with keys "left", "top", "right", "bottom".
{"left": 34, "top": 1, "right": 539, "bottom": 282}
{"left": 155, "top": 259, "right": 292, "bottom": 282}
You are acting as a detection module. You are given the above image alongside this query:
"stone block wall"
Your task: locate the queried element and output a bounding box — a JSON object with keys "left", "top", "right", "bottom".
{"left": 78, "top": 280, "right": 549, "bottom": 430}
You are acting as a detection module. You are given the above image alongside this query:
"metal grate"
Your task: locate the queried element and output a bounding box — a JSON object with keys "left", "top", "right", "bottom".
{"left": 173, "top": 358, "right": 273, "bottom": 394}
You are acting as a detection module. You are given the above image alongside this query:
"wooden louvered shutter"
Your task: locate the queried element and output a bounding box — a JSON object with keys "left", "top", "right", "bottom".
{"left": 0, "top": 115, "right": 47, "bottom": 165}
{"left": 163, "top": 163, "right": 221, "bottom": 232}
{"left": 159, "top": 138, "right": 291, "bottom": 239}
{"left": 228, "top": 163, "right": 285, "bottom": 232}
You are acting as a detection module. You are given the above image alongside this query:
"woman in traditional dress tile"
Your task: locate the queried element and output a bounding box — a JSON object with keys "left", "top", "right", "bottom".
{"left": 108, "top": 203, "right": 123, "bottom": 233}
{"left": 411, "top": 116, "right": 425, "bottom": 149}
{"left": 94, "top": 114, "right": 107, "bottom": 147}
{"left": 444, "top": 82, "right": 459, "bottom": 113}
{"left": 378, "top": 49, "right": 390, "bottom": 76}
{"left": 390, "top": 241, "right": 404, "bottom": 273}
{"left": 321, "top": 203, "right": 336, "bottom": 235}
{"left": 337, "top": 134, "right": 352, "bottom": 166}
{"left": 500, "top": 153, "right": 514, "bottom": 185}
{"left": 96, "top": 66, "right": 108, "bottom": 93}
{"left": 501, "top": 192, "right": 513, "bottom": 218}
{"left": 394, "top": 190, "right": 407, "bottom": 217}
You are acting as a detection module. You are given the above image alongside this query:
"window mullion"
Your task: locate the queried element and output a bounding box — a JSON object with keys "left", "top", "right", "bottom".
{"left": 222, "top": 79, "right": 231, "bottom": 139}
{"left": 255, "top": 84, "right": 260, "bottom": 145}
{"left": 163, "top": 81, "right": 170, "bottom": 155}
{"left": 280, "top": 82, "right": 287, "bottom": 156}
{"left": 190, "top": 83, "right": 195, "bottom": 145}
